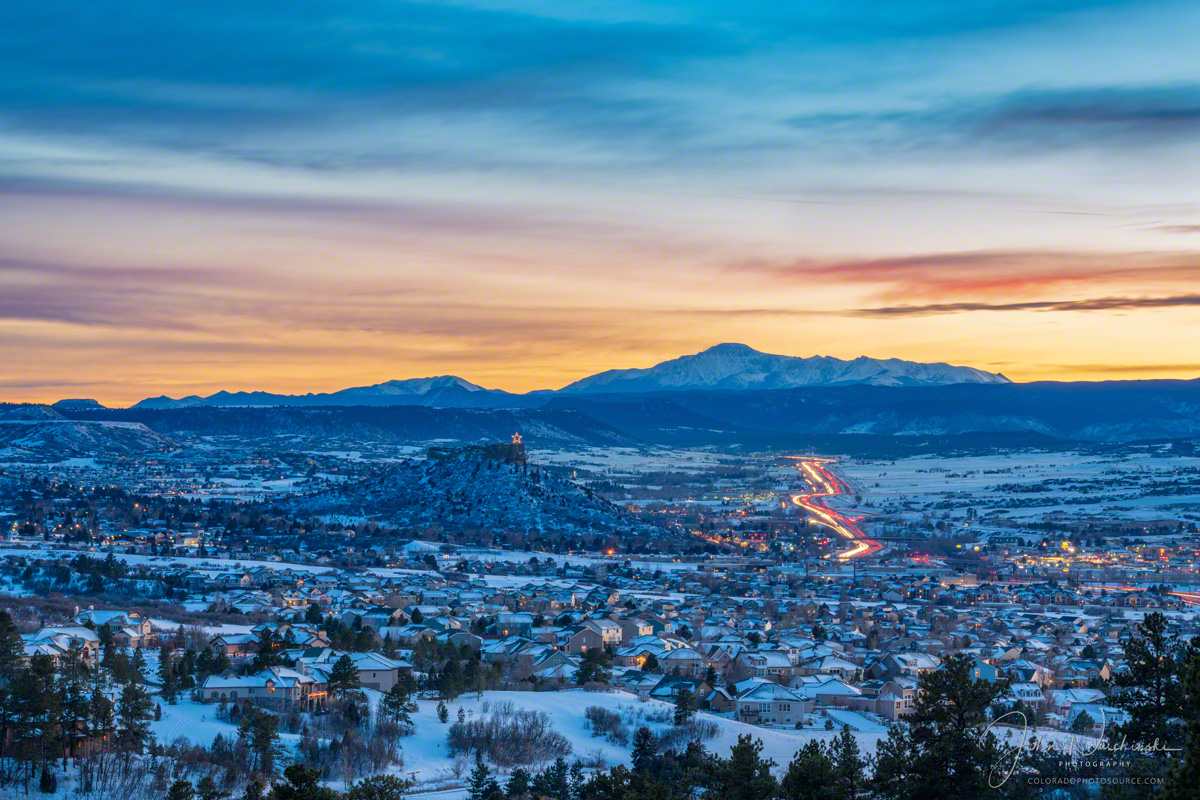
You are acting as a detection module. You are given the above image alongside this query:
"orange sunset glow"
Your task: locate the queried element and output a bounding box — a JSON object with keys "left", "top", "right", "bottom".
{"left": 3, "top": 2, "right": 1200, "bottom": 405}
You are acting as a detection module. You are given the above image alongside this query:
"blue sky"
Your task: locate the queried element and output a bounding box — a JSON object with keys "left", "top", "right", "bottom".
{"left": 3, "top": 1, "right": 1200, "bottom": 402}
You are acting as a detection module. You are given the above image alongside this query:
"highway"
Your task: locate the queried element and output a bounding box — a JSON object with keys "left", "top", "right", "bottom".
{"left": 1095, "top": 584, "right": 1200, "bottom": 606}
{"left": 789, "top": 458, "right": 882, "bottom": 561}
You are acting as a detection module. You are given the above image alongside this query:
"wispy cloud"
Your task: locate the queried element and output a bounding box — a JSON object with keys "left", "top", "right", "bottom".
{"left": 3, "top": 1, "right": 1200, "bottom": 401}
{"left": 850, "top": 294, "right": 1200, "bottom": 316}
{"left": 730, "top": 249, "right": 1200, "bottom": 299}
{"left": 784, "top": 84, "right": 1200, "bottom": 158}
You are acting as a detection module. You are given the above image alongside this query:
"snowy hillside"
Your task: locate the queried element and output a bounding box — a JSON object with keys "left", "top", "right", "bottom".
{"left": 0, "top": 405, "right": 181, "bottom": 460}
{"left": 282, "top": 454, "right": 665, "bottom": 539}
{"left": 149, "top": 689, "right": 888, "bottom": 796}
{"left": 559, "top": 343, "right": 1009, "bottom": 393}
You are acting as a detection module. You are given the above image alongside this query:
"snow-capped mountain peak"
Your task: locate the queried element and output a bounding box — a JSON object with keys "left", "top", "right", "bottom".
{"left": 558, "top": 343, "right": 1009, "bottom": 393}
{"left": 343, "top": 376, "right": 486, "bottom": 396}
{"left": 128, "top": 347, "right": 1008, "bottom": 408}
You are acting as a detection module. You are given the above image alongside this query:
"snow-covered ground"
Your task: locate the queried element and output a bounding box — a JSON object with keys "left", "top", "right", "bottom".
{"left": 838, "top": 448, "right": 1200, "bottom": 527}
{"left": 151, "top": 698, "right": 241, "bottom": 748}
{"left": 531, "top": 447, "right": 725, "bottom": 474}
{"left": 149, "top": 618, "right": 253, "bottom": 636}
{"left": 452, "top": 548, "right": 700, "bottom": 574}
{"left": 0, "top": 547, "right": 341, "bottom": 577}
{"left": 144, "top": 688, "right": 887, "bottom": 794}
{"left": 395, "top": 690, "right": 885, "bottom": 788}
{"left": 823, "top": 709, "right": 888, "bottom": 733}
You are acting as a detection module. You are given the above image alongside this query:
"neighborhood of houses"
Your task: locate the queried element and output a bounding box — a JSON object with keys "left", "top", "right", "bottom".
{"left": 14, "top": 549, "right": 1167, "bottom": 739}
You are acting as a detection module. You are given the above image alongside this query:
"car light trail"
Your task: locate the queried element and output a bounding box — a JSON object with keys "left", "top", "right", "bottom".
{"left": 1098, "top": 584, "right": 1200, "bottom": 606}
{"left": 789, "top": 458, "right": 881, "bottom": 561}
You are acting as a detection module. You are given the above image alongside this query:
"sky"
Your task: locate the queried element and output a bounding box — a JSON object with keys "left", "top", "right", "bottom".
{"left": 3, "top": 0, "right": 1200, "bottom": 406}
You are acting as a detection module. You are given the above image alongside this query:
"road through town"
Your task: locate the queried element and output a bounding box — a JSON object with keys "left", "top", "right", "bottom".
{"left": 790, "top": 458, "right": 882, "bottom": 561}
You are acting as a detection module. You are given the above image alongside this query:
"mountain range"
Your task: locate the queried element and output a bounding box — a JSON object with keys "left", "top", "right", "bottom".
{"left": 558, "top": 343, "right": 1007, "bottom": 393}
{"left": 26, "top": 376, "right": 1200, "bottom": 455}
{"left": 20, "top": 343, "right": 1200, "bottom": 454}
{"left": 133, "top": 374, "right": 517, "bottom": 409}
{"left": 129, "top": 344, "right": 1007, "bottom": 409}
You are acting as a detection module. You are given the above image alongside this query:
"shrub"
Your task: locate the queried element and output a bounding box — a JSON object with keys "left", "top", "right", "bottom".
{"left": 39, "top": 767, "right": 57, "bottom": 794}
{"left": 655, "top": 718, "right": 719, "bottom": 750}
{"left": 345, "top": 774, "right": 414, "bottom": 800}
{"left": 643, "top": 706, "right": 672, "bottom": 725}
{"left": 446, "top": 706, "right": 572, "bottom": 767}
{"left": 584, "top": 706, "right": 630, "bottom": 746}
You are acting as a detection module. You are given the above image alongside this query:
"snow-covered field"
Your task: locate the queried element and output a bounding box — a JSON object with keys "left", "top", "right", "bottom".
{"left": 389, "top": 690, "right": 886, "bottom": 789}
{"left": 839, "top": 447, "right": 1200, "bottom": 526}
{"left": 455, "top": 548, "right": 700, "bottom": 574}
{"left": 145, "top": 688, "right": 1099, "bottom": 799}
{"left": 400, "top": 690, "right": 873, "bottom": 786}
{"left": 146, "top": 689, "right": 888, "bottom": 794}
{"left": 532, "top": 447, "right": 725, "bottom": 474}
{"left": 0, "top": 547, "right": 341, "bottom": 576}
{"left": 151, "top": 698, "right": 241, "bottom": 749}
{"left": 149, "top": 618, "right": 253, "bottom": 636}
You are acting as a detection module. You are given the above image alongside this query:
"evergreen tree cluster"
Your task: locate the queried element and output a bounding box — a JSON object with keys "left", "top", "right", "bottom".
{"left": 0, "top": 610, "right": 155, "bottom": 792}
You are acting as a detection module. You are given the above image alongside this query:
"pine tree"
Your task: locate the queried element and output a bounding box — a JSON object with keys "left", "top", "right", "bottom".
{"left": 829, "top": 725, "right": 869, "bottom": 800}
{"left": 468, "top": 755, "right": 493, "bottom": 800}
{"left": 345, "top": 774, "right": 414, "bottom": 800}
{"left": 505, "top": 767, "right": 531, "bottom": 798}
{"left": 437, "top": 699, "right": 449, "bottom": 723}
{"left": 197, "top": 774, "right": 232, "bottom": 800}
{"left": 439, "top": 655, "right": 464, "bottom": 699}
{"left": 10, "top": 653, "right": 61, "bottom": 780}
{"left": 574, "top": 648, "right": 612, "bottom": 686}
{"left": 252, "top": 628, "right": 283, "bottom": 670}
{"left": 39, "top": 764, "right": 58, "bottom": 793}
{"left": 541, "top": 757, "right": 570, "bottom": 800}
{"left": 328, "top": 655, "right": 360, "bottom": 698}
{"left": 88, "top": 686, "right": 115, "bottom": 740}
{"left": 166, "top": 779, "right": 196, "bottom": 800}
{"left": 237, "top": 707, "right": 283, "bottom": 778}
{"left": 271, "top": 764, "right": 340, "bottom": 800}
{"left": 673, "top": 688, "right": 696, "bottom": 726}
{"left": 0, "top": 610, "right": 22, "bottom": 679}
{"left": 568, "top": 761, "right": 585, "bottom": 799}
{"left": 1109, "top": 612, "right": 1189, "bottom": 749}
{"left": 1164, "top": 651, "right": 1200, "bottom": 800}
{"left": 160, "top": 643, "right": 179, "bottom": 704}
{"left": 871, "top": 654, "right": 1018, "bottom": 800}
{"left": 381, "top": 633, "right": 398, "bottom": 659}
{"left": 379, "top": 683, "right": 416, "bottom": 730}
{"left": 130, "top": 648, "right": 147, "bottom": 683}
{"left": 631, "top": 726, "right": 657, "bottom": 772}
{"left": 97, "top": 622, "right": 115, "bottom": 664}
{"left": 55, "top": 641, "right": 89, "bottom": 768}
{"left": 179, "top": 647, "right": 198, "bottom": 690}
{"left": 781, "top": 740, "right": 837, "bottom": 800}
{"left": 116, "top": 680, "right": 154, "bottom": 756}
{"left": 704, "top": 734, "right": 777, "bottom": 800}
